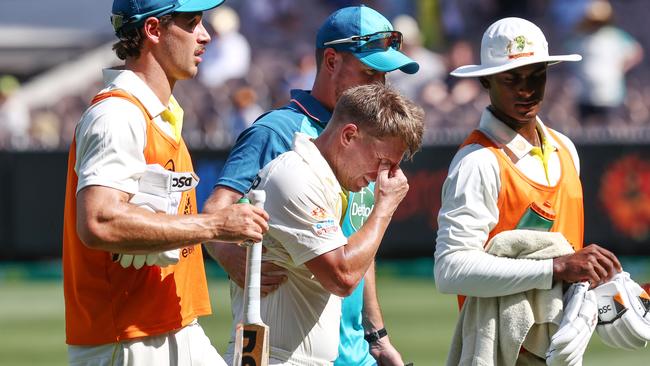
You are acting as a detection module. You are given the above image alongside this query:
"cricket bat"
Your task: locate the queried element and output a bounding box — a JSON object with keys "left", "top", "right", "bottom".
{"left": 232, "top": 190, "right": 269, "bottom": 366}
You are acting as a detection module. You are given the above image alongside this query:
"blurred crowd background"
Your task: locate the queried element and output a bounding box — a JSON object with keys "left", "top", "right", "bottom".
{"left": 1, "top": 0, "right": 648, "bottom": 151}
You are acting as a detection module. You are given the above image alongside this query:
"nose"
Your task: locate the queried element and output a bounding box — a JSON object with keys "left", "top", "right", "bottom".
{"left": 517, "top": 79, "right": 535, "bottom": 98}
{"left": 197, "top": 21, "right": 211, "bottom": 45}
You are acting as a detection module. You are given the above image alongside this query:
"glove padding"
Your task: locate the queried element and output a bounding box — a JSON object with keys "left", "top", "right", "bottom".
{"left": 114, "top": 164, "right": 198, "bottom": 269}
{"left": 546, "top": 282, "right": 598, "bottom": 366}
{"left": 593, "top": 271, "right": 650, "bottom": 350}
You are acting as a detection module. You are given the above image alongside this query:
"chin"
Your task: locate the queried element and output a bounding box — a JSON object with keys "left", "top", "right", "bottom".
{"left": 343, "top": 182, "right": 363, "bottom": 193}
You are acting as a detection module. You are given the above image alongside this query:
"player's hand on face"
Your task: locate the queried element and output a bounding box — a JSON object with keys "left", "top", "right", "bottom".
{"left": 369, "top": 335, "right": 406, "bottom": 366}
{"left": 552, "top": 244, "right": 622, "bottom": 287}
{"left": 211, "top": 203, "right": 269, "bottom": 243}
{"left": 373, "top": 160, "right": 409, "bottom": 219}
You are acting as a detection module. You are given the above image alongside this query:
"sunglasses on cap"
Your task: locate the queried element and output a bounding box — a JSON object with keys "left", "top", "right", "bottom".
{"left": 111, "top": 3, "right": 177, "bottom": 33}
{"left": 323, "top": 31, "right": 402, "bottom": 53}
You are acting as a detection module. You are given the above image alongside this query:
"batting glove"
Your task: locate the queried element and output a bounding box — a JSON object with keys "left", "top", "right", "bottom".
{"left": 593, "top": 271, "right": 650, "bottom": 350}
{"left": 546, "top": 282, "right": 598, "bottom": 366}
{"left": 113, "top": 164, "right": 198, "bottom": 269}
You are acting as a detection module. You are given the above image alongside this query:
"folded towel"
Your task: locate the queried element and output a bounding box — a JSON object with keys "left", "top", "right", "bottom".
{"left": 447, "top": 230, "right": 575, "bottom": 366}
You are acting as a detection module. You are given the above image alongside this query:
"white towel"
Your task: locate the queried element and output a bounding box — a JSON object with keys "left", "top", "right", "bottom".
{"left": 446, "top": 230, "right": 575, "bottom": 366}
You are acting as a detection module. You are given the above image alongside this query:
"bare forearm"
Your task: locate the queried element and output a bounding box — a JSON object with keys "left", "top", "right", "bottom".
{"left": 306, "top": 213, "right": 391, "bottom": 297}
{"left": 78, "top": 185, "right": 266, "bottom": 253}
{"left": 344, "top": 214, "right": 391, "bottom": 279}
{"left": 362, "top": 262, "right": 385, "bottom": 331}
{"left": 80, "top": 203, "right": 221, "bottom": 253}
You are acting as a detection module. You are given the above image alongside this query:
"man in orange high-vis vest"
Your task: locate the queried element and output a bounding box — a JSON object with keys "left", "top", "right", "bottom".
{"left": 62, "top": 1, "right": 269, "bottom": 365}
{"left": 434, "top": 17, "right": 623, "bottom": 365}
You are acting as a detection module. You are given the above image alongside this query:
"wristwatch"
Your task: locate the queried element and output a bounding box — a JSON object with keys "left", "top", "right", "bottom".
{"left": 364, "top": 327, "right": 388, "bottom": 343}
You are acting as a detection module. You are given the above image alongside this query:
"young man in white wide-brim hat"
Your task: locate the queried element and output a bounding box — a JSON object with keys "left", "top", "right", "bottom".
{"left": 434, "top": 17, "right": 622, "bottom": 365}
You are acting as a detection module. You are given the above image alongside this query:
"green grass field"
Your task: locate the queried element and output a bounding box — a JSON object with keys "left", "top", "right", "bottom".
{"left": 1, "top": 270, "right": 649, "bottom": 365}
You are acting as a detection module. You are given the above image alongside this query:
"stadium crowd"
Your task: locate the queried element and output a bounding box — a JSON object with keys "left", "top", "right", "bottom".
{"left": 0, "top": 0, "right": 648, "bottom": 151}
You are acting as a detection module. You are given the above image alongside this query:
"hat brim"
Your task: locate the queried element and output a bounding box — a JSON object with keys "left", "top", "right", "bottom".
{"left": 450, "top": 54, "right": 582, "bottom": 77}
{"left": 355, "top": 48, "right": 420, "bottom": 74}
{"left": 176, "top": 0, "right": 225, "bottom": 13}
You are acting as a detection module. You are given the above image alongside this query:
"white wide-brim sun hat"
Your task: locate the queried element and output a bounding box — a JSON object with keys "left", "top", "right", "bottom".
{"left": 451, "top": 17, "right": 582, "bottom": 78}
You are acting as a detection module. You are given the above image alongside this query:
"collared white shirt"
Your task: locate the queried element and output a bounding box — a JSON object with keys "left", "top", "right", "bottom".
{"left": 226, "top": 133, "right": 347, "bottom": 365}
{"left": 74, "top": 68, "right": 177, "bottom": 194}
{"left": 434, "top": 109, "right": 580, "bottom": 297}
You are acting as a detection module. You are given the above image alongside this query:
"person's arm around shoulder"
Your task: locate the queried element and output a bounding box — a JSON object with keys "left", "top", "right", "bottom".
{"left": 306, "top": 162, "right": 408, "bottom": 297}
{"left": 203, "top": 186, "right": 287, "bottom": 295}
{"left": 202, "top": 120, "right": 289, "bottom": 296}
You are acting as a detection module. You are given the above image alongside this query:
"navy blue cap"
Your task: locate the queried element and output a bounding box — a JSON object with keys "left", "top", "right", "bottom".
{"left": 111, "top": 0, "right": 225, "bottom": 33}
{"left": 316, "top": 6, "right": 419, "bottom": 74}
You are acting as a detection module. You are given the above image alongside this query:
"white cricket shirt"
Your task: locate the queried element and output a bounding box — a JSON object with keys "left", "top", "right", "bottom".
{"left": 226, "top": 132, "right": 348, "bottom": 366}
{"left": 74, "top": 68, "right": 177, "bottom": 194}
{"left": 435, "top": 108, "right": 580, "bottom": 297}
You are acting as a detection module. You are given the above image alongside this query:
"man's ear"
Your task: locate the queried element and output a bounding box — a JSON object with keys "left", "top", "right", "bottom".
{"left": 479, "top": 76, "right": 490, "bottom": 89}
{"left": 142, "top": 17, "right": 162, "bottom": 43}
{"left": 340, "top": 123, "right": 359, "bottom": 147}
{"left": 322, "top": 48, "right": 340, "bottom": 75}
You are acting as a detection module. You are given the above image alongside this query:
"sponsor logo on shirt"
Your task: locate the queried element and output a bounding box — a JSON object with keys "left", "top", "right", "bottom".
{"left": 311, "top": 206, "right": 328, "bottom": 220}
{"left": 349, "top": 186, "right": 375, "bottom": 231}
{"left": 313, "top": 218, "right": 339, "bottom": 236}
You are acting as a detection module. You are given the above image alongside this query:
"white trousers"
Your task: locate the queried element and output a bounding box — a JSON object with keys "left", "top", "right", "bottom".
{"left": 68, "top": 320, "right": 227, "bottom": 366}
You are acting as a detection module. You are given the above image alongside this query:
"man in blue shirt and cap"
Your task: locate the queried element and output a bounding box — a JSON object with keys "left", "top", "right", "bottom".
{"left": 204, "top": 5, "right": 418, "bottom": 366}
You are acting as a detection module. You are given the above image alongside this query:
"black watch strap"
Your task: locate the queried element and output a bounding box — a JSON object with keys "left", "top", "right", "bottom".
{"left": 364, "top": 327, "right": 388, "bottom": 343}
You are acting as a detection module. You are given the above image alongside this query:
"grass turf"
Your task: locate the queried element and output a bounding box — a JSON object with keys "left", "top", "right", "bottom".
{"left": 1, "top": 276, "right": 649, "bottom": 365}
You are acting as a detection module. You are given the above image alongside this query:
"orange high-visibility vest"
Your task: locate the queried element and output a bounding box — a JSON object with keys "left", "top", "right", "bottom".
{"left": 62, "top": 90, "right": 210, "bottom": 345}
{"left": 457, "top": 129, "right": 584, "bottom": 309}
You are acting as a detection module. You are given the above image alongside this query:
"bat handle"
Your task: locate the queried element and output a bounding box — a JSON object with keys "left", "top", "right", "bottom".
{"left": 242, "top": 190, "right": 266, "bottom": 325}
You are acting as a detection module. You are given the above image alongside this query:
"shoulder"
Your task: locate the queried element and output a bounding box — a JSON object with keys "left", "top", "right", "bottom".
{"left": 254, "top": 106, "right": 304, "bottom": 129}
{"left": 259, "top": 151, "right": 308, "bottom": 190}
{"left": 548, "top": 128, "right": 580, "bottom": 171}
{"left": 448, "top": 143, "right": 499, "bottom": 177}
{"left": 253, "top": 106, "right": 315, "bottom": 138}
{"left": 261, "top": 151, "right": 331, "bottom": 202}
{"left": 76, "top": 97, "right": 147, "bottom": 142}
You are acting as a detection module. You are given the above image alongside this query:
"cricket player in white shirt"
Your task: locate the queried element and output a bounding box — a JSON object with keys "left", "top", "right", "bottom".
{"left": 224, "top": 83, "right": 424, "bottom": 365}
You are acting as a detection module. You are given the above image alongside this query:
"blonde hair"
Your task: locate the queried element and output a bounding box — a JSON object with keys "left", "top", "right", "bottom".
{"left": 330, "top": 83, "right": 424, "bottom": 160}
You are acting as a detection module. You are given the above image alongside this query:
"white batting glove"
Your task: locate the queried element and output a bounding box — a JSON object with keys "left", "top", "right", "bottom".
{"left": 113, "top": 164, "right": 198, "bottom": 269}
{"left": 546, "top": 282, "right": 598, "bottom": 366}
{"left": 593, "top": 271, "right": 650, "bottom": 350}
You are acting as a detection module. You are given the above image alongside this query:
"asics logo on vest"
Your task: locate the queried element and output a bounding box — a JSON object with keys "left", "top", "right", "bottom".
{"left": 172, "top": 176, "right": 194, "bottom": 189}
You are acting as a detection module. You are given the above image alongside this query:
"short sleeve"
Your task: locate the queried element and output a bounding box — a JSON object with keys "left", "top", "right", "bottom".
{"left": 260, "top": 154, "right": 347, "bottom": 266}
{"left": 74, "top": 98, "right": 147, "bottom": 194}
{"left": 216, "top": 123, "right": 291, "bottom": 194}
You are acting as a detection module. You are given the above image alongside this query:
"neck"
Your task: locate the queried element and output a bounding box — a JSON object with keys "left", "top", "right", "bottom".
{"left": 125, "top": 55, "right": 174, "bottom": 105}
{"left": 488, "top": 105, "right": 539, "bottom": 146}
{"left": 310, "top": 72, "right": 335, "bottom": 111}
{"left": 313, "top": 129, "right": 339, "bottom": 176}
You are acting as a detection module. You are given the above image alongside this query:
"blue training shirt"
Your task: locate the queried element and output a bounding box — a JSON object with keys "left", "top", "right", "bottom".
{"left": 216, "top": 89, "right": 376, "bottom": 365}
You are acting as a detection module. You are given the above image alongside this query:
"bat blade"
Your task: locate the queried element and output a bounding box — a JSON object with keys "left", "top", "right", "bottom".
{"left": 240, "top": 323, "right": 269, "bottom": 366}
